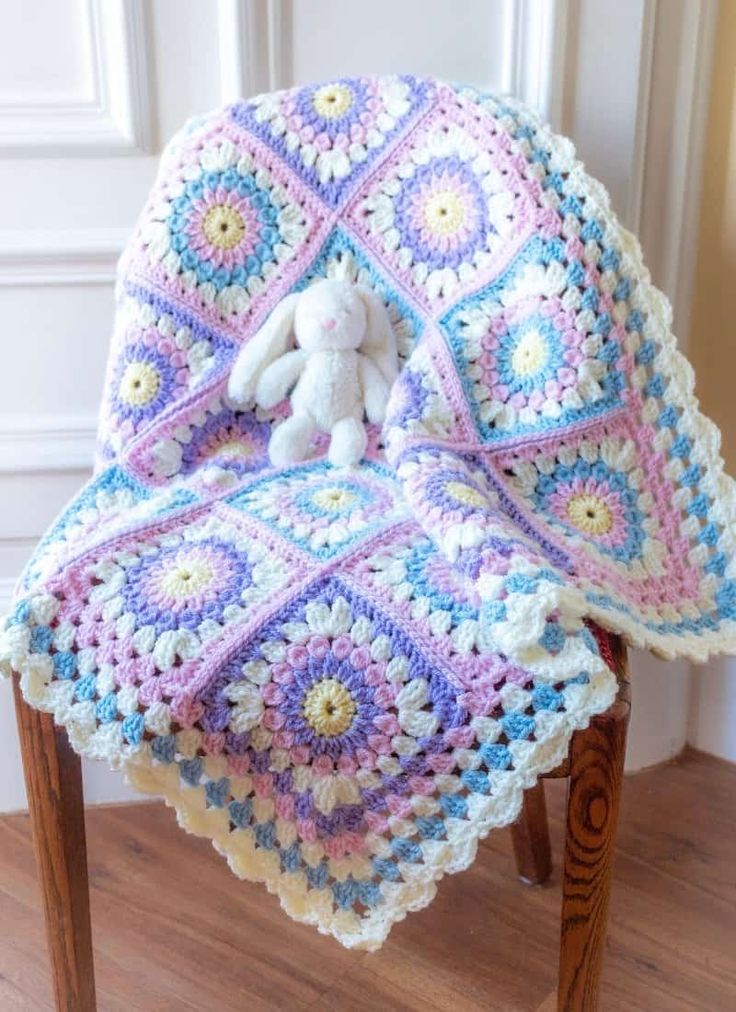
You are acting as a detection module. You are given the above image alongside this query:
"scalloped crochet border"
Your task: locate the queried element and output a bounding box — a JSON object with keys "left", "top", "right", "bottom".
{"left": 8, "top": 634, "right": 616, "bottom": 951}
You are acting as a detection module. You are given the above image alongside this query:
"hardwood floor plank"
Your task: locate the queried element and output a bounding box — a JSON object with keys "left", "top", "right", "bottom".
{"left": 0, "top": 749, "right": 734, "bottom": 1010}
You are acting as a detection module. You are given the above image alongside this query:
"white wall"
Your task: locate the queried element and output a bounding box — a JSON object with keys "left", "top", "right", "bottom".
{"left": 0, "top": 0, "right": 726, "bottom": 812}
{"left": 690, "top": 658, "right": 736, "bottom": 763}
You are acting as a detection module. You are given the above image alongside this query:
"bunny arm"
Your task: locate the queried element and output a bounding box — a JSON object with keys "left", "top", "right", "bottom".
{"left": 359, "top": 353, "right": 392, "bottom": 425}
{"left": 255, "top": 349, "right": 308, "bottom": 409}
{"left": 227, "top": 292, "right": 300, "bottom": 405}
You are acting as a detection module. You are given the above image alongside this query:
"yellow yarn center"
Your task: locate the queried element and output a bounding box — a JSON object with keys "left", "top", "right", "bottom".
{"left": 202, "top": 204, "right": 246, "bottom": 250}
{"left": 303, "top": 678, "right": 356, "bottom": 737}
{"left": 423, "top": 191, "right": 465, "bottom": 236}
{"left": 511, "top": 328, "right": 548, "bottom": 377}
{"left": 444, "top": 480, "right": 488, "bottom": 510}
{"left": 312, "top": 84, "right": 353, "bottom": 119}
{"left": 566, "top": 494, "right": 613, "bottom": 536}
{"left": 312, "top": 487, "right": 357, "bottom": 512}
{"left": 119, "top": 361, "right": 160, "bottom": 406}
{"left": 159, "top": 559, "right": 214, "bottom": 600}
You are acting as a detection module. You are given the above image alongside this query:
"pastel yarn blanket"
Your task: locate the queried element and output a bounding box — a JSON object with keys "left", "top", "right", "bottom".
{"left": 3, "top": 76, "right": 735, "bottom": 951}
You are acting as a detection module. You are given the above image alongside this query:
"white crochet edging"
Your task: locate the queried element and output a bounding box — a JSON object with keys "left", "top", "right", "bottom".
{"left": 4, "top": 625, "right": 616, "bottom": 951}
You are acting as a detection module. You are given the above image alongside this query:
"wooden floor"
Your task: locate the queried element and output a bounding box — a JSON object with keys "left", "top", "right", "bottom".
{"left": 0, "top": 748, "right": 734, "bottom": 1011}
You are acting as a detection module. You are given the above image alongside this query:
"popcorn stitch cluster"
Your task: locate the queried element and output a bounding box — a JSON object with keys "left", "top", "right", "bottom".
{"left": 2, "top": 75, "right": 736, "bottom": 952}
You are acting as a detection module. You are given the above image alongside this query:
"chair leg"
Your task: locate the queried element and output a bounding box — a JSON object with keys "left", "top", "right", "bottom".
{"left": 557, "top": 692, "right": 630, "bottom": 1012}
{"left": 510, "top": 781, "right": 552, "bottom": 884}
{"left": 13, "top": 676, "right": 97, "bottom": 1011}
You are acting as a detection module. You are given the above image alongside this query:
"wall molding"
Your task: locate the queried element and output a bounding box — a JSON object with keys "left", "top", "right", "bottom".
{"left": 0, "top": 228, "right": 128, "bottom": 286}
{"left": 221, "top": 0, "right": 565, "bottom": 123}
{"left": 218, "top": 0, "right": 257, "bottom": 101}
{"left": 0, "top": 0, "right": 153, "bottom": 156}
{"left": 0, "top": 416, "right": 97, "bottom": 474}
{"left": 652, "top": 0, "right": 718, "bottom": 343}
{"left": 625, "top": 0, "right": 658, "bottom": 236}
{"left": 503, "top": 0, "right": 568, "bottom": 128}
{"left": 219, "top": 0, "right": 288, "bottom": 103}
{"left": 557, "top": 0, "right": 716, "bottom": 347}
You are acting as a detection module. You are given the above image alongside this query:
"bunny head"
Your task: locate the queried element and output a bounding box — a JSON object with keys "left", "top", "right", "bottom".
{"left": 228, "top": 278, "right": 398, "bottom": 406}
{"left": 292, "top": 279, "right": 367, "bottom": 353}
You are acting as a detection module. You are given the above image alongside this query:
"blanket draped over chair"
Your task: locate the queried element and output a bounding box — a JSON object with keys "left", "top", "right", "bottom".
{"left": 2, "top": 76, "right": 735, "bottom": 950}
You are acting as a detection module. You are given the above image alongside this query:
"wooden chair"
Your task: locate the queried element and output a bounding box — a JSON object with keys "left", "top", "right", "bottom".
{"left": 12, "top": 638, "right": 630, "bottom": 1012}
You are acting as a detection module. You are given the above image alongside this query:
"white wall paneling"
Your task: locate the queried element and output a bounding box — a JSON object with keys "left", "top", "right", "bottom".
{"left": 288, "top": 1, "right": 516, "bottom": 96}
{"left": 0, "top": 0, "right": 159, "bottom": 811}
{"left": 690, "top": 658, "right": 736, "bottom": 764}
{"left": 218, "top": 0, "right": 262, "bottom": 101}
{"left": 148, "top": 0, "right": 223, "bottom": 141}
{"left": 638, "top": 0, "right": 718, "bottom": 342}
{"left": 219, "top": 0, "right": 288, "bottom": 101}
{"left": 218, "top": 0, "right": 569, "bottom": 124}
{"left": 0, "top": 0, "right": 726, "bottom": 813}
{"left": 0, "top": 227, "right": 127, "bottom": 286}
{"left": 560, "top": 0, "right": 654, "bottom": 230}
{"left": 0, "top": 286, "right": 114, "bottom": 418}
{"left": 0, "top": 0, "right": 153, "bottom": 156}
{"left": 0, "top": 416, "right": 97, "bottom": 474}
{"left": 505, "top": 0, "right": 570, "bottom": 128}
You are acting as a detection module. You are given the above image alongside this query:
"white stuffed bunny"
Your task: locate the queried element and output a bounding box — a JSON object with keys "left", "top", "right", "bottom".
{"left": 228, "top": 279, "right": 398, "bottom": 467}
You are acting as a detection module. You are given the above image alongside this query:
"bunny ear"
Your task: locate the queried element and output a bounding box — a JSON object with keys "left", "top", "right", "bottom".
{"left": 356, "top": 285, "right": 399, "bottom": 386}
{"left": 228, "top": 292, "right": 300, "bottom": 404}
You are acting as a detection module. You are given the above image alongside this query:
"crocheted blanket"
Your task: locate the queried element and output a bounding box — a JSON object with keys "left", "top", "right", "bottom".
{"left": 3, "top": 76, "right": 735, "bottom": 951}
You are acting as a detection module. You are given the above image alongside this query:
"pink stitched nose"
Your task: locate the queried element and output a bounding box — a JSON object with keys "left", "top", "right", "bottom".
{"left": 322, "top": 317, "right": 336, "bottom": 331}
